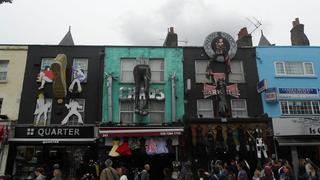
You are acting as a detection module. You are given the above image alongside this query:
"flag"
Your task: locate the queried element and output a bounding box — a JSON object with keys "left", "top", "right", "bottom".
{"left": 227, "top": 84, "right": 240, "bottom": 98}
{"left": 203, "top": 84, "right": 217, "bottom": 98}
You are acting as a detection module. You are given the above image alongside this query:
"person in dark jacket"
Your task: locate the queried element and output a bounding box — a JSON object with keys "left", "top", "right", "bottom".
{"left": 140, "top": 164, "right": 150, "bottom": 180}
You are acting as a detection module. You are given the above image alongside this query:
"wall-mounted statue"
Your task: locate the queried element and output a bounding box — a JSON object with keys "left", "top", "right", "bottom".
{"left": 133, "top": 57, "right": 151, "bottom": 115}
{"left": 216, "top": 79, "right": 228, "bottom": 117}
{"left": 61, "top": 99, "right": 83, "bottom": 125}
{"left": 34, "top": 93, "right": 51, "bottom": 125}
{"left": 51, "top": 54, "right": 67, "bottom": 103}
{"left": 69, "top": 66, "right": 86, "bottom": 93}
{"left": 37, "top": 66, "right": 54, "bottom": 90}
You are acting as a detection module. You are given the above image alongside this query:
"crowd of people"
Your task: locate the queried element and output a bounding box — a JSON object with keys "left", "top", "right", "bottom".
{"left": 29, "top": 157, "right": 320, "bottom": 180}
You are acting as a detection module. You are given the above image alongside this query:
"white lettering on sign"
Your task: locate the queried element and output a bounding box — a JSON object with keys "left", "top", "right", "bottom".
{"left": 36, "top": 128, "right": 81, "bottom": 137}
{"left": 42, "top": 140, "right": 59, "bottom": 144}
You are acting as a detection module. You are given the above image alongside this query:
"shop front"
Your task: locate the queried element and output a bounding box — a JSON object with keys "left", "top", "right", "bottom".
{"left": 273, "top": 117, "right": 320, "bottom": 178}
{"left": 9, "top": 125, "right": 96, "bottom": 180}
{"left": 0, "top": 122, "right": 10, "bottom": 177}
{"left": 98, "top": 126, "right": 184, "bottom": 180}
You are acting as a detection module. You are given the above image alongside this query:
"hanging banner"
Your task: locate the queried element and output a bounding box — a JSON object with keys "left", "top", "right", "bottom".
{"left": 203, "top": 83, "right": 239, "bottom": 98}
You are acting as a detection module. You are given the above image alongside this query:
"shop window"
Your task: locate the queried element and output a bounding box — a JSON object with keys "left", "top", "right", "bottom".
{"left": 229, "top": 60, "right": 245, "bottom": 83}
{"left": 0, "top": 98, "right": 2, "bottom": 114}
{"left": 149, "top": 101, "right": 165, "bottom": 124}
{"left": 195, "top": 60, "right": 210, "bottom": 83}
{"left": 197, "top": 99, "right": 214, "bottom": 118}
{"left": 33, "top": 99, "right": 52, "bottom": 126}
{"left": 120, "top": 58, "right": 164, "bottom": 83}
{"left": 120, "top": 101, "right": 134, "bottom": 124}
{"left": 280, "top": 100, "right": 320, "bottom": 115}
{"left": 68, "top": 99, "right": 85, "bottom": 125}
{"left": 0, "top": 60, "right": 9, "bottom": 81}
{"left": 14, "top": 146, "right": 42, "bottom": 179}
{"left": 275, "top": 61, "right": 315, "bottom": 76}
{"left": 72, "top": 58, "right": 88, "bottom": 83}
{"left": 231, "top": 99, "right": 248, "bottom": 117}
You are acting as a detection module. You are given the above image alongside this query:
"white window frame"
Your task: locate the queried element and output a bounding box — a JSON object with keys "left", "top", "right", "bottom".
{"left": 195, "top": 60, "right": 210, "bottom": 83}
{"left": 0, "top": 60, "right": 9, "bottom": 82}
{"left": 231, "top": 99, "right": 248, "bottom": 117}
{"left": 72, "top": 58, "right": 89, "bottom": 83}
{"left": 197, "top": 99, "right": 214, "bottom": 118}
{"left": 274, "top": 61, "right": 315, "bottom": 76}
{"left": 148, "top": 100, "right": 165, "bottom": 124}
{"left": 119, "top": 101, "right": 135, "bottom": 124}
{"left": 33, "top": 98, "right": 52, "bottom": 126}
{"left": 280, "top": 100, "right": 320, "bottom": 116}
{"left": 40, "top": 58, "right": 55, "bottom": 71}
{"left": 229, "top": 60, "right": 245, "bottom": 83}
{"left": 120, "top": 58, "right": 165, "bottom": 83}
{"left": 68, "top": 99, "right": 85, "bottom": 125}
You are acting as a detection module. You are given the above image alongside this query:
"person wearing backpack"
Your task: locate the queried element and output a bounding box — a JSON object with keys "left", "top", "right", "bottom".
{"left": 100, "top": 159, "right": 119, "bottom": 180}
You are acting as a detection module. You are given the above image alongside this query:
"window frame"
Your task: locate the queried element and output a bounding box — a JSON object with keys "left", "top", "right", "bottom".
{"left": 72, "top": 58, "right": 89, "bottom": 83}
{"left": 0, "top": 60, "right": 9, "bottom": 82}
{"left": 280, "top": 100, "right": 320, "bottom": 116}
{"left": 148, "top": 100, "right": 165, "bottom": 124}
{"left": 229, "top": 60, "right": 245, "bottom": 83}
{"left": 195, "top": 60, "right": 210, "bottom": 83}
{"left": 274, "top": 61, "right": 315, "bottom": 77}
{"left": 33, "top": 98, "right": 52, "bottom": 126}
{"left": 120, "top": 58, "right": 165, "bottom": 83}
{"left": 68, "top": 98, "right": 86, "bottom": 125}
{"left": 196, "top": 99, "right": 214, "bottom": 118}
{"left": 231, "top": 99, "right": 248, "bottom": 118}
{"left": 119, "top": 100, "right": 135, "bottom": 124}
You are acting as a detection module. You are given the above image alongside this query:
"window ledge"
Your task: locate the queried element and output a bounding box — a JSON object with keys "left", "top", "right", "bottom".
{"left": 0, "top": 80, "right": 8, "bottom": 83}
{"left": 275, "top": 75, "right": 317, "bottom": 78}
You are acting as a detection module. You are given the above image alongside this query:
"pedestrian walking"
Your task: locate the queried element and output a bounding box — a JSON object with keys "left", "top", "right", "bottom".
{"left": 34, "top": 167, "right": 46, "bottom": 180}
{"left": 118, "top": 167, "right": 128, "bottom": 180}
{"left": 100, "top": 159, "right": 119, "bottom": 180}
{"left": 51, "top": 169, "right": 62, "bottom": 180}
{"left": 140, "top": 164, "right": 150, "bottom": 180}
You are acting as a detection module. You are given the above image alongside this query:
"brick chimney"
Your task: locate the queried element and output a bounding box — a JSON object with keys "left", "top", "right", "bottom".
{"left": 236, "top": 27, "right": 252, "bottom": 47}
{"left": 290, "top": 18, "right": 309, "bottom": 46}
{"left": 163, "top": 27, "right": 178, "bottom": 47}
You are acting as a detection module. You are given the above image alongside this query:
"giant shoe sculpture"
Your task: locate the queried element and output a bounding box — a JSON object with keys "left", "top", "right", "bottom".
{"left": 51, "top": 54, "right": 67, "bottom": 103}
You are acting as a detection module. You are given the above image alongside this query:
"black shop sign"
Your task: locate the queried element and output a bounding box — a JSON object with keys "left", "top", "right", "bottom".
{"left": 15, "top": 126, "right": 94, "bottom": 138}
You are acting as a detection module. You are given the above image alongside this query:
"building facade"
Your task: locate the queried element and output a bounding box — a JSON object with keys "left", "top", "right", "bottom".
{"left": 183, "top": 31, "right": 270, "bottom": 173}
{"left": 256, "top": 46, "right": 320, "bottom": 177}
{"left": 7, "top": 45, "right": 104, "bottom": 179}
{"left": 0, "top": 45, "right": 28, "bottom": 176}
{"left": 99, "top": 47, "right": 184, "bottom": 179}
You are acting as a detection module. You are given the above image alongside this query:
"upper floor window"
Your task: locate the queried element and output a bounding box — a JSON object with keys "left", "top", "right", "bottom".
{"left": 119, "top": 100, "right": 165, "bottom": 124}
{"left": 72, "top": 58, "right": 88, "bottom": 83}
{"left": 280, "top": 100, "right": 320, "bottom": 115}
{"left": 231, "top": 99, "right": 248, "bottom": 117}
{"left": 120, "top": 59, "right": 164, "bottom": 83}
{"left": 275, "top": 61, "right": 315, "bottom": 76}
{"left": 197, "top": 99, "right": 214, "bottom": 118}
{"left": 0, "top": 61, "right": 9, "bottom": 81}
{"left": 195, "top": 60, "right": 209, "bottom": 83}
{"left": 33, "top": 98, "right": 52, "bottom": 126}
{"left": 40, "top": 58, "right": 55, "bottom": 71}
{"left": 229, "top": 60, "right": 245, "bottom": 83}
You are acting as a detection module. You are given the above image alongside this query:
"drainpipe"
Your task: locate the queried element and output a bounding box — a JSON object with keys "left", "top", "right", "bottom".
{"left": 171, "top": 72, "right": 176, "bottom": 122}
{"left": 107, "top": 75, "right": 113, "bottom": 123}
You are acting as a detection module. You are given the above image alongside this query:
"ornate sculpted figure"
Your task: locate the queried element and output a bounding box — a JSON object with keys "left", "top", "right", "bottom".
{"left": 216, "top": 79, "right": 228, "bottom": 117}
{"left": 61, "top": 99, "right": 83, "bottom": 125}
{"left": 69, "top": 66, "right": 86, "bottom": 93}
{"left": 34, "top": 93, "right": 51, "bottom": 125}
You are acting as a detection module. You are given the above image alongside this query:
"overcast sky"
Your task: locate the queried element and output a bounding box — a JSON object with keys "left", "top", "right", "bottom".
{"left": 0, "top": 0, "right": 319, "bottom": 46}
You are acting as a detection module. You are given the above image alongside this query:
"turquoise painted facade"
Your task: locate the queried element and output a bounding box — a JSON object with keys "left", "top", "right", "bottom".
{"left": 103, "top": 47, "right": 184, "bottom": 123}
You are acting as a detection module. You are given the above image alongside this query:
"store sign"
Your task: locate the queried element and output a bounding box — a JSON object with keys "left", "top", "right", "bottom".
{"left": 119, "top": 87, "right": 165, "bottom": 100}
{"left": 273, "top": 117, "right": 320, "bottom": 136}
{"left": 265, "top": 88, "right": 277, "bottom": 102}
{"left": 257, "top": 79, "right": 268, "bottom": 93}
{"left": 278, "top": 88, "right": 319, "bottom": 99}
{"left": 15, "top": 126, "right": 94, "bottom": 139}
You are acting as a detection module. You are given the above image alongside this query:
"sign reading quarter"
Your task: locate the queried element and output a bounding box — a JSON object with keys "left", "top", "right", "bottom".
{"left": 203, "top": 32, "right": 237, "bottom": 62}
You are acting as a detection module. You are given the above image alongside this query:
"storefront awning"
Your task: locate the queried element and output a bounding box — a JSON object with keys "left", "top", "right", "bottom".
{"left": 276, "top": 137, "right": 320, "bottom": 146}
{"left": 99, "top": 126, "right": 184, "bottom": 138}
